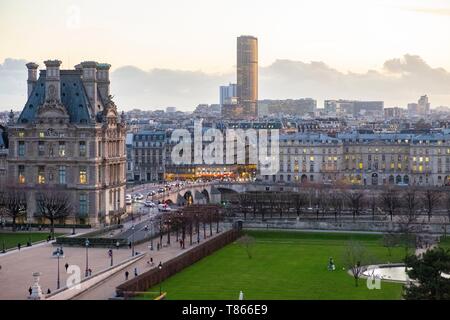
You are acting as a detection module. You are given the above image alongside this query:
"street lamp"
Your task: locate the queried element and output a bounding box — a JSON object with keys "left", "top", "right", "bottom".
{"left": 56, "top": 251, "right": 61, "bottom": 290}
{"left": 110, "top": 248, "right": 113, "bottom": 266}
{"left": 158, "top": 262, "right": 163, "bottom": 296}
{"left": 85, "top": 239, "right": 90, "bottom": 277}
{"left": 115, "top": 241, "right": 120, "bottom": 251}
{"left": 150, "top": 219, "right": 154, "bottom": 251}
{"left": 2, "top": 240, "right": 5, "bottom": 254}
{"left": 131, "top": 225, "right": 135, "bottom": 257}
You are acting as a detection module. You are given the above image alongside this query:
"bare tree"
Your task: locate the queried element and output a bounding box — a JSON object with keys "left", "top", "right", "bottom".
{"left": 422, "top": 189, "right": 441, "bottom": 222}
{"left": 403, "top": 188, "right": 418, "bottom": 220}
{"left": 368, "top": 194, "right": 378, "bottom": 221}
{"left": 343, "top": 240, "right": 367, "bottom": 287}
{"left": 237, "top": 234, "right": 255, "bottom": 259}
{"left": 345, "top": 190, "right": 364, "bottom": 221}
{"left": 293, "top": 192, "right": 307, "bottom": 218}
{"left": 36, "top": 191, "right": 72, "bottom": 239}
{"left": 444, "top": 191, "right": 450, "bottom": 224}
{"left": 0, "top": 189, "right": 27, "bottom": 231}
{"left": 328, "top": 190, "right": 343, "bottom": 222}
{"left": 380, "top": 188, "right": 400, "bottom": 221}
{"left": 382, "top": 232, "right": 398, "bottom": 257}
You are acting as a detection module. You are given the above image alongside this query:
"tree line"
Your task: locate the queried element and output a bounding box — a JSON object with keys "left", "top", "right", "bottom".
{"left": 228, "top": 187, "right": 450, "bottom": 223}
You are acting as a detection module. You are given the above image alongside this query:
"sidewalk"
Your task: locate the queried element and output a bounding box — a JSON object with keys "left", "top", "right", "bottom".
{"left": 73, "top": 228, "right": 229, "bottom": 300}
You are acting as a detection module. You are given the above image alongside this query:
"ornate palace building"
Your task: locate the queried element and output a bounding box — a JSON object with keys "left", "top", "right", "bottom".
{"left": 261, "top": 131, "right": 450, "bottom": 187}
{"left": 6, "top": 60, "right": 126, "bottom": 225}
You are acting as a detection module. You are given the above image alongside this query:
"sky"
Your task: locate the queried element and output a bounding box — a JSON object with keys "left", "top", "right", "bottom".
{"left": 1, "top": 0, "right": 450, "bottom": 111}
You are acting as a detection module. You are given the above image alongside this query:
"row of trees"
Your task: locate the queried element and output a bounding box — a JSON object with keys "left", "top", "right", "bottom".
{"left": 154, "top": 204, "right": 224, "bottom": 248}
{"left": 230, "top": 187, "right": 450, "bottom": 222}
{"left": 0, "top": 188, "right": 72, "bottom": 239}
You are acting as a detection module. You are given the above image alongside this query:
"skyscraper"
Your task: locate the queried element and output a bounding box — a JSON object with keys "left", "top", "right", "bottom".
{"left": 237, "top": 35, "right": 258, "bottom": 118}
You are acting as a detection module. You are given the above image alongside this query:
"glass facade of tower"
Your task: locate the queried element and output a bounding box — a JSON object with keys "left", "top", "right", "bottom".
{"left": 237, "top": 35, "right": 258, "bottom": 118}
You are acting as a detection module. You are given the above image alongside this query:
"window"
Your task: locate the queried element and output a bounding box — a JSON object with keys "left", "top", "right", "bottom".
{"left": 18, "top": 141, "right": 25, "bottom": 156}
{"left": 18, "top": 131, "right": 25, "bottom": 138}
{"left": 79, "top": 167, "right": 87, "bottom": 184}
{"left": 18, "top": 165, "right": 25, "bottom": 184}
{"left": 59, "top": 141, "right": 66, "bottom": 157}
{"left": 79, "top": 141, "right": 86, "bottom": 157}
{"left": 79, "top": 194, "right": 88, "bottom": 216}
{"left": 59, "top": 166, "right": 66, "bottom": 184}
{"left": 38, "top": 166, "right": 45, "bottom": 184}
{"left": 38, "top": 141, "right": 45, "bottom": 156}
{"left": 39, "top": 132, "right": 44, "bottom": 138}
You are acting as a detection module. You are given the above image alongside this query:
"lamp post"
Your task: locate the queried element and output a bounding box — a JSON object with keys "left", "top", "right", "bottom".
{"left": 2, "top": 240, "right": 5, "bottom": 253}
{"left": 110, "top": 248, "right": 113, "bottom": 266}
{"left": 84, "top": 239, "right": 90, "bottom": 277}
{"left": 56, "top": 251, "right": 61, "bottom": 289}
{"left": 131, "top": 225, "right": 135, "bottom": 257}
{"left": 150, "top": 219, "right": 154, "bottom": 250}
{"left": 116, "top": 241, "right": 120, "bottom": 251}
{"left": 158, "top": 262, "right": 163, "bottom": 296}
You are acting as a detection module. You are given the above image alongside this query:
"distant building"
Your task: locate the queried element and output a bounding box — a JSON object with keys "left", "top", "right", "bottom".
{"left": 130, "top": 131, "right": 166, "bottom": 182}
{"left": 384, "top": 107, "right": 405, "bottom": 119}
{"left": 166, "top": 107, "right": 176, "bottom": 113}
{"left": 259, "top": 99, "right": 317, "bottom": 116}
{"left": 237, "top": 35, "right": 258, "bottom": 118}
{"left": 324, "top": 100, "right": 383, "bottom": 117}
{"left": 219, "top": 83, "right": 237, "bottom": 107}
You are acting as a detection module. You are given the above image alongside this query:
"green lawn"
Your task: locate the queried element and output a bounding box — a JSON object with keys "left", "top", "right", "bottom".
{"left": 145, "top": 230, "right": 408, "bottom": 300}
{"left": 0, "top": 232, "right": 62, "bottom": 250}
{"left": 439, "top": 237, "right": 450, "bottom": 250}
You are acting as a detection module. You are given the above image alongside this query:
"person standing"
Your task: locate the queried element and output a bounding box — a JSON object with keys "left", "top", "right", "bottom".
{"left": 134, "top": 267, "right": 138, "bottom": 277}
{"left": 65, "top": 263, "right": 69, "bottom": 272}
{"left": 125, "top": 270, "right": 129, "bottom": 280}
{"left": 28, "top": 287, "right": 32, "bottom": 295}
{"left": 17, "top": 243, "right": 21, "bottom": 251}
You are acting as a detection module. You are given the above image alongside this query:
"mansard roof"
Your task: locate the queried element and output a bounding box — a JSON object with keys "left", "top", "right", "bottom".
{"left": 17, "top": 70, "right": 98, "bottom": 125}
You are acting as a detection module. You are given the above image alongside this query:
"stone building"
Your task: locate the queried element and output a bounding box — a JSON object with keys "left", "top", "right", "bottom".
{"left": 261, "top": 131, "right": 450, "bottom": 187}
{"left": 6, "top": 60, "right": 126, "bottom": 225}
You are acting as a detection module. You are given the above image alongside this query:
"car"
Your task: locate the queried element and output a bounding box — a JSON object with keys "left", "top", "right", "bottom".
{"left": 134, "top": 193, "right": 144, "bottom": 200}
{"left": 147, "top": 191, "right": 156, "bottom": 196}
{"left": 125, "top": 195, "right": 132, "bottom": 205}
{"left": 158, "top": 203, "right": 170, "bottom": 212}
{"left": 144, "top": 200, "right": 156, "bottom": 207}
{"left": 158, "top": 188, "right": 165, "bottom": 193}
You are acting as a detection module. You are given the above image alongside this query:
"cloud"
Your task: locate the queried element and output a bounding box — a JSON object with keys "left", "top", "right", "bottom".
{"left": 0, "top": 58, "right": 28, "bottom": 109}
{"left": 405, "top": 7, "right": 450, "bottom": 17}
{"left": 1, "top": 54, "right": 450, "bottom": 111}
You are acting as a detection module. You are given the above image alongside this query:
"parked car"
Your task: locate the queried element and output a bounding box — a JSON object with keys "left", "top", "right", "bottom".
{"left": 158, "top": 203, "right": 169, "bottom": 212}
{"left": 144, "top": 201, "right": 156, "bottom": 207}
{"left": 134, "top": 193, "right": 144, "bottom": 201}
{"left": 125, "top": 194, "right": 132, "bottom": 205}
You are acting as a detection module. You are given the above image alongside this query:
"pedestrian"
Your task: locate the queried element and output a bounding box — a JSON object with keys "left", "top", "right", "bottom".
{"left": 150, "top": 257, "right": 153, "bottom": 266}
{"left": 88, "top": 268, "right": 92, "bottom": 276}
{"left": 125, "top": 270, "right": 129, "bottom": 280}
{"left": 17, "top": 243, "right": 21, "bottom": 251}
{"left": 28, "top": 286, "right": 32, "bottom": 295}
{"left": 179, "top": 239, "right": 182, "bottom": 248}
{"left": 65, "top": 263, "right": 69, "bottom": 272}
{"left": 47, "top": 288, "right": 51, "bottom": 294}
{"left": 134, "top": 267, "right": 138, "bottom": 277}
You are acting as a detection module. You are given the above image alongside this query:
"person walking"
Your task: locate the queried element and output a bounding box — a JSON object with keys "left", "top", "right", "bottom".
{"left": 125, "top": 270, "right": 129, "bottom": 280}
{"left": 65, "top": 263, "right": 69, "bottom": 272}
{"left": 134, "top": 267, "right": 138, "bottom": 277}
{"left": 17, "top": 243, "right": 21, "bottom": 251}
{"left": 28, "top": 287, "right": 32, "bottom": 296}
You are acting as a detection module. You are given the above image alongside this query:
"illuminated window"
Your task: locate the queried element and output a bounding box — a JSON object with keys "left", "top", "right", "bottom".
{"left": 39, "top": 132, "right": 44, "bottom": 138}
{"left": 310, "top": 156, "right": 315, "bottom": 161}
{"left": 37, "top": 166, "right": 45, "bottom": 184}
{"left": 359, "top": 162, "right": 363, "bottom": 169}
{"left": 18, "top": 165, "right": 25, "bottom": 184}
{"left": 18, "top": 131, "right": 25, "bottom": 138}
{"left": 390, "top": 162, "right": 395, "bottom": 169}
{"left": 79, "top": 167, "right": 87, "bottom": 184}
{"left": 419, "top": 165, "right": 423, "bottom": 172}
{"left": 59, "top": 141, "right": 66, "bottom": 157}
{"left": 425, "top": 157, "right": 429, "bottom": 162}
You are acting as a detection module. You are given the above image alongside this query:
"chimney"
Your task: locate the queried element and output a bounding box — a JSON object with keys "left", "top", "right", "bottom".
{"left": 96, "top": 63, "right": 111, "bottom": 103}
{"left": 44, "top": 60, "right": 62, "bottom": 101}
{"left": 26, "top": 62, "right": 39, "bottom": 98}
{"left": 80, "top": 61, "right": 98, "bottom": 113}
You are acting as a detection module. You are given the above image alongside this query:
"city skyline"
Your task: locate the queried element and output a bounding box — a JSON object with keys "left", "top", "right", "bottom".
{"left": 1, "top": 0, "right": 450, "bottom": 110}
